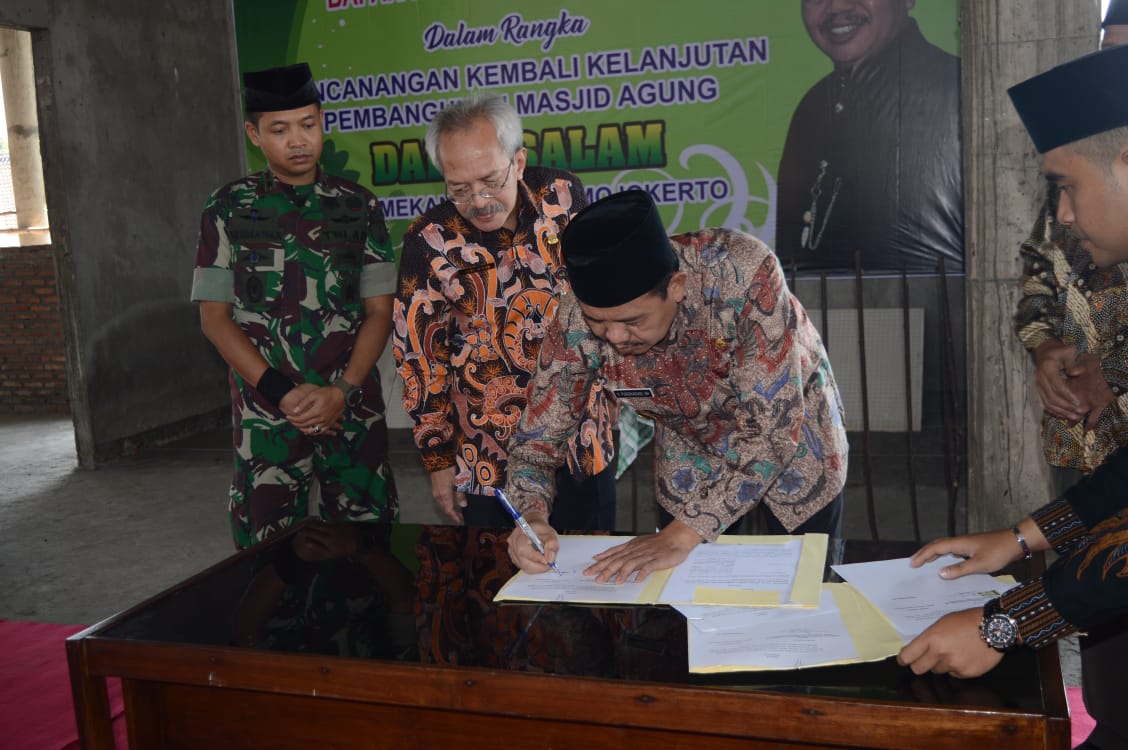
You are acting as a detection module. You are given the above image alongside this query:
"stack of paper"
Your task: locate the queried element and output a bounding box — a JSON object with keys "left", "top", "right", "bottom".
{"left": 494, "top": 534, "right": 827, "bottom": 607}
{"left": 493, "top": 536, "right": 1015, "bottom": 673}
{"left": 676, "top": 585, "right": 903, "bottom": 672}
{"left": 830, "top": 554, "right": 1018, "bottom": 642}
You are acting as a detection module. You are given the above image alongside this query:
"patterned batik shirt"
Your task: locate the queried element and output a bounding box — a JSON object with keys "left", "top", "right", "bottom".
{"left": 1014, "top": 200, "right": 1128, "bottom": 472}
{"left": 191, "top": 168, "right": 397, "bottom": 426}
{"left": 506, "top": 228, "right": 849, "bottom": 541}
{"left": 992, "top": 445, "right": 1128, "bottom": 651}
{"left": 392, "top": 167, "right": 613, "bottom": 493}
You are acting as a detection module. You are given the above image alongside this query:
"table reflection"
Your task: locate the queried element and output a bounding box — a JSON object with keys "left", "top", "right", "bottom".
{"left": 100, "top": 521, "right": 1048, "bottom": 713}
{"left": 231, "top": 520, "right": 416, "bottom": 660}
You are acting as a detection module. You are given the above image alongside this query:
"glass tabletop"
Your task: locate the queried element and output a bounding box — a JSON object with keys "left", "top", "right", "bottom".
{"left": 96, "top": 521, "right": 1052, "bottom": 714}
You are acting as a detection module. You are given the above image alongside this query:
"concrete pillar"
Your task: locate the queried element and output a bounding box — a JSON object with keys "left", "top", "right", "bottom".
{"left": 962, "top": 0, "right": 1098, "bottom": 531}
{"left": 0, "top": 27, "right": 49, "bottom": 246}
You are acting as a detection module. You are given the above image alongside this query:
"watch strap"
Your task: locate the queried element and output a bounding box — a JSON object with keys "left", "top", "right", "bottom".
{"left": 332, "top": 377, "right": 363, "bottom": 407}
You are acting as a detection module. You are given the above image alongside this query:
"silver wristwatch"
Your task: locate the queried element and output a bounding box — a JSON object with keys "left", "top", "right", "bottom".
{"left": 979, "top": 598, "right": 1020, "bottom": 652}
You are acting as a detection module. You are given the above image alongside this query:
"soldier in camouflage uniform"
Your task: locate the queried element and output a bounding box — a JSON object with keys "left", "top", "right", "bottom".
{"left": 191, "top": 63, "right": 398, "bottom": 549}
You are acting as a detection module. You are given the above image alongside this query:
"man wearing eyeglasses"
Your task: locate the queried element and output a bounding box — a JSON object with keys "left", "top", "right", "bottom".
{"left": 393, "top": 93, "right": 616, "bottom": 530}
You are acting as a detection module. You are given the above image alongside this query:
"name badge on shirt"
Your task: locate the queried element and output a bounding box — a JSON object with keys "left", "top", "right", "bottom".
{"left": 613, "top": 388, "right": 654, "bottom": 398}
{"left": 234, "top": 247, "right": 283, "bottom": 272}
{"left": 228, "top": 208, "right": 284, "bottom": 244}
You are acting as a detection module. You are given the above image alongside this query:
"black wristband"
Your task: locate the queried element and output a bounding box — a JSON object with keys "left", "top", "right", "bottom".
{"left": 256, "top": 367, "right": 295, "bottom": 408}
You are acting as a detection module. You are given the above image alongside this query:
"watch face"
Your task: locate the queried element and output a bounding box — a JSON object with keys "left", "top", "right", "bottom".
{"left": 984, "top": 613, "right": 1018, "bottom": 650}
{"left": 346, "top": 387, "right": 364, "bottom": 408}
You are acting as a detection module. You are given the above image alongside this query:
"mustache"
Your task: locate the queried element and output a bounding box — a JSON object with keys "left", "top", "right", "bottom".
{"left": 468, "top": 202, "right": 505, "bottom": 218}
{"left": 821, "top": 12, "right": 868, "bottom": 33}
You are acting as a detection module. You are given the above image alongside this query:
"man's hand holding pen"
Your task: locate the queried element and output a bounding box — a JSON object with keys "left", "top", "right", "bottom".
{"left": 506, "top": 510, "right": 560, "bottom": 573}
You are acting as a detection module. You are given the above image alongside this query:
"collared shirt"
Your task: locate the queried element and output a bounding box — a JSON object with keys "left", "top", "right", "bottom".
{"left": 1014, "top": 200, "right": 1128, "bottom": 472}
{"left": 506, "top": 228, "right": 849, "bottom": 542}
{"left": 997, "top": 444, "right": 1128, "bottom": 650}
{"left": 392, "top": 166, "right": 613, "bottom": 492}
{"left": 775, "top": 19, "right": 963, "bottom": 273}
{"left": 192, "top": 168, "right": 397, "bottom": 424}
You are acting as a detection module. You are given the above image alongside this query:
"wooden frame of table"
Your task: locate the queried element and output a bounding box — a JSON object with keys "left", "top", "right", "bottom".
{"left": 66, "top": 538, "right": 1071, "bottom": 749}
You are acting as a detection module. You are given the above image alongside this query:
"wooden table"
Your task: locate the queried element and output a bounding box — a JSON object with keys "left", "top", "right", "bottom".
{"left": 67, "top": 524, "right": 1070, "bottom": 749}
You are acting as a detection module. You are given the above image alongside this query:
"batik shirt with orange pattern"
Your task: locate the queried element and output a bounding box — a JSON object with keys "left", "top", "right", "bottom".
{"left": 506, "top": 229, "right": 848, "bottom": 541}
{"left": 392, "top": 167, "right": 612, "bottom": 493}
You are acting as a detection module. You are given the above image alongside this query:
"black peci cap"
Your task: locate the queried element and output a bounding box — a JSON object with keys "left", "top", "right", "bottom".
{"left": 243, "top": 62, "right": 320, "bottom": 113}
{"left": 561, "top": 190, "right": 678, "bottom": 308}
{"left": 1007, "top": 44, "right": 1128, "bottom": 153}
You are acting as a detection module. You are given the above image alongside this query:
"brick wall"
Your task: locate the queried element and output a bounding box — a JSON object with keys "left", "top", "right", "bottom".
{"left": 0, "top": 244, "right": 68, "bottom": 413}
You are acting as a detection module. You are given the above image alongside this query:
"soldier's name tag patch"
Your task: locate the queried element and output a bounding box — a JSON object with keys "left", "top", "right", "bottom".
{"left": 613, "top": 388, "right": 654, "bottom": 398}
{"left": 322, "top": 222, "right": 366, "bottom": 245}
{"left": 228, "top": 208, "right": 283, "bottom": 244}
{"left": 234, "top": 247, "right": 283, "bottom": 272}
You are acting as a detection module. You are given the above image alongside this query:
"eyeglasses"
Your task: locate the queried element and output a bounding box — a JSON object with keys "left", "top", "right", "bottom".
{"left": 446, "top": 160, "right": 513, "bottom": 205}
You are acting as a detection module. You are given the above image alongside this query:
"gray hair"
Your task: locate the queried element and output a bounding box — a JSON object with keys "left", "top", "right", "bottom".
{"left": 1070, "top": 125, "right": 1128, "bottom": 175}
{"left": 424, "top": 93, "right": 523, "bottom": 173}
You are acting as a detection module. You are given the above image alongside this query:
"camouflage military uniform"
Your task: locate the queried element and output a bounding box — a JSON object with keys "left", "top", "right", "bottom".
{"left": 192, "top": 168, "right": 398, "bottom": 548}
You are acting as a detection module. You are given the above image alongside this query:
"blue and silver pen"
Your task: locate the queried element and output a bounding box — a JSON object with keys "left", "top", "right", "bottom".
{"left": 492, "top": 487, "right": 560, "bottom": 572}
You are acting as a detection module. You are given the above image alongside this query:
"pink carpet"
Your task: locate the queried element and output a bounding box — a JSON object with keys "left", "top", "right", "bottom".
{"left": 0, "top": 619, "right": 128, "bottom": 749}
{"left": 1069, "top": 685, "right": 1096, "bottom": 748}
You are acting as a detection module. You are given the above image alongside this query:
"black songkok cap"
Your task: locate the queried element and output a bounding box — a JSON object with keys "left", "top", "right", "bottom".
{"left": 1007, "top": 44, "right": 1128, "bottom": 153}
{"left": 562, "top": 190, "right": 677, "bottom": 308}
{"left": 243, "top": 63, "right": 320, "bottom": 113}
{"left": 1104, "top": 0, "right": 1128, "bottom": 27}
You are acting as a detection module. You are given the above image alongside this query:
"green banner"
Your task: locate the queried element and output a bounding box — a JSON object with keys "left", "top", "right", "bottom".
{"left": 235, "top": 0, "right": 961, "bottom": 273}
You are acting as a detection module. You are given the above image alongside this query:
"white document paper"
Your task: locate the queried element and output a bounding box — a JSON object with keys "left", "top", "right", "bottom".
{"left": 676, "top": 584, "right": 904, "bottom": 672}
{"left": 495, "top": 535, "right": 653, "bottom": 604}
{"left": 660, "top": 537, "right": 802, "bottom": 604}
{"left": 493, "top": 534, "right": 826, "bottom": 607}
{"left": 831, "top": 554, "right": 1017, "bottom": 641}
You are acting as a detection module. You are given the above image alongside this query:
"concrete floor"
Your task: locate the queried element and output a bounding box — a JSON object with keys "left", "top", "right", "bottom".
{"left": 0, "top": 412, "right": 1079, "bottom": 684}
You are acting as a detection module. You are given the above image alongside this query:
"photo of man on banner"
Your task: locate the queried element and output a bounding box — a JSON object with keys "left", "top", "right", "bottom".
{"left": 775, "top": 0, "right": 963, "bottom": 275}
